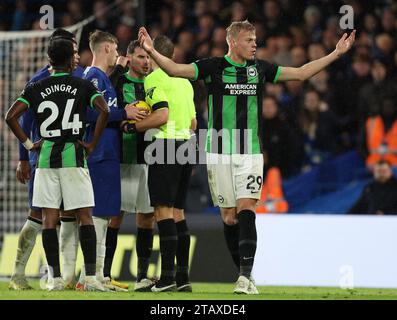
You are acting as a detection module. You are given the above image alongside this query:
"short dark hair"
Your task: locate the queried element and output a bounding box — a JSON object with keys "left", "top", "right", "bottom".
{"left": 376, "top": 160, "right": 392, "bottom": 167}
{"left": 153, "top": 35, "right": 174, "bottom": 59}
{"left": 47, "top": 38, "right": 74, "bottom": 69}
{"left": 127, "top": 40, "right": 140, "bottom": 55}
{"left": 50, "top": 28, "right": 76, "bottom": 44}
{"left": 89, "top": 30, "right": 118, "bottom": 52}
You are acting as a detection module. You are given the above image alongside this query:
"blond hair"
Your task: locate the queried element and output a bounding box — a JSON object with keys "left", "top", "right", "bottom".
{"left": 89, "top": 30, "right": 118, "bottom": 52}
{"left": 226, "top": 20, "right": 255, "bottom": 45}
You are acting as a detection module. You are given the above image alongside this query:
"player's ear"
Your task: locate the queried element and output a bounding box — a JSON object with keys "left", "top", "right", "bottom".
{"left": 104, "top": 43, "right": 110, "bottom": 54}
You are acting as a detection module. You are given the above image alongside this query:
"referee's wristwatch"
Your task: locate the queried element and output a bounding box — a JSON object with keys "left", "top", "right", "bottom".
{"left": 123, "top": 122, "right": 137, "bottom": 134}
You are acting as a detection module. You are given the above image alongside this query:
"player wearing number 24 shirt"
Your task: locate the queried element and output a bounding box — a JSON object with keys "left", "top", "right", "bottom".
{"left": 5, "top": 37, "right": 109, "bottom": 292}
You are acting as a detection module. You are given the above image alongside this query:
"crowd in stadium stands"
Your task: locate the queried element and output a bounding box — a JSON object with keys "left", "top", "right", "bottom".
{"left": 2, "top": 0, "right": 397, "bottom": 211}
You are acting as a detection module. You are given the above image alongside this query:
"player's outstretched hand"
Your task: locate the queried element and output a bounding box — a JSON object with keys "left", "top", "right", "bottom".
{"left": 335, "top": 30, "right": 356, "bottom": 57}
{"left": 16, "top": 160, "right": 31, "bottom": 184}
{"left": 138, "top": 27, "right": 153, "bottom": 54}
{"left": 125, "top": 103, "right": 149, "bottom": 121}
{"left": 78, "top": 140, "right": 95, "bottom": 158}
{"left": 116, "top": 56, "right": 130, "bottom": 68}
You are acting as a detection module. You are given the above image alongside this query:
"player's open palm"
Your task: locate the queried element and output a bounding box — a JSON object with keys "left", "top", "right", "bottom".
{"left": 335, "top": 30, "right": 356, "bottom": 57}
{"left": 138, "top": 27, "right": 153, "bottom": 54}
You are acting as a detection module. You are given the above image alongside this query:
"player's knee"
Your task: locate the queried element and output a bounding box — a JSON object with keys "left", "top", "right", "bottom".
{"left": 60, "top": 209, "right": 76, "bottom": 218}
{"left": 29, "top": 208, "right": 42, "bottom": 221}
{"left": 173, "top": 208, "right": 185, "bottom": 222}
{"left": 237, "top": 199, "right": 257, "bottom": 213}
{"left": 109, "top": 214, "right": 123, "bottom": 228}
{"left": 76, "top": 208, "right": 93, "bottom": 225}
{"left": 137, "top": 213, "right": 155, "bottom": 229}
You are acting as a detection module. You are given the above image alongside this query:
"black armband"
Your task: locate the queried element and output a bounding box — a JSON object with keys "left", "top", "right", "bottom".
{"left": 151, "top": 101, "right": 169, "bottom": 111}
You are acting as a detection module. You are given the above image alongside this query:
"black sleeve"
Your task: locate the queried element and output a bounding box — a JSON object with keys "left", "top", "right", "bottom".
{"left": 115, "top": 81, "right": 125, "bottom": 109}
{"left": 18, "top": 83, "right": 36, "bottom": 108}
{"left": 109, "top": 64, "right": 128, "bottom": 88}
{"left": 193, "top": 57, "right": 219, "bottom": 81}
{"left": 84, "top": 80, "right": 102, "bottom": 108}
{"left": 258, "top": 59, "right": 280, "bottom": 84}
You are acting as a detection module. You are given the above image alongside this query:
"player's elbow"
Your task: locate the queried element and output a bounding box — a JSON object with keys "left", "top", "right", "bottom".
{"left": 297, "top": 66, "right": 308, "bottom": 81}
{"left": 158, "top": 109, "right": 169, "bottom": 125}
{"left": 5, "top": 110, "right": 15, "bottom": 125}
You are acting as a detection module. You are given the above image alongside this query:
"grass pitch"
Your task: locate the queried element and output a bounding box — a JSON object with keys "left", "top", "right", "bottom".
{"left": 1, "top": 280, "right": 397, "bottom": 300}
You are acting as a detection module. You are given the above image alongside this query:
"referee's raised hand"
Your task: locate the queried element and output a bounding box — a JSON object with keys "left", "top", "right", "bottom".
{"left": 138, "top": 27, "right": 153, "bottom": 54}
{"left": 335, "top": 30, "right": 356, "bottom": 57}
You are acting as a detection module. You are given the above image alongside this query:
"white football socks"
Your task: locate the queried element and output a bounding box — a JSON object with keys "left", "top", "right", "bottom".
{"left": 60, "top": 218, "right": 79, "bottom": 285}
{"left": 12, "top": 218, "right": 41, "bottom": 277}
{"left": 79, "top": 217, "right": 108, "bottom": 284}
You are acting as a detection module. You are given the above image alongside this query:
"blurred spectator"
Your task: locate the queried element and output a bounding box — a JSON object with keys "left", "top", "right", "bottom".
{"left": 178, "top": 30, "right": 196, "bottom": 61}
{"left": 290, "top": 46, "right": 307, "bottom": 67}
{"left": 374, "top": 33, "right": 394, "bottom": 61}
{"left": 11, "top": 0, "right": 27, "bottom": 31}
{"left": 358, "top": 58, "right": 397, "bottom": 126}
{"left": 119, "top": 0, "right": 136, "bottom": 28}
{"left": 261, "top": 96, "right": 301, "bottom": 177}
{"left": 348, "top": 160, "right": 397, "bottom": 215}
{"left": 303, "top": 5, "right": 322, "bottom": 42}
{"left": 230, "top": 1, "right": 247, "bottom": 22}
{"left": 273, "top": 33, "right": 292, "bottom": 66}
{"left": 362, "top": 96, "right": 397, "bottom": 169}
{"left": 115, "top": 24, "right": 133, "bottom": 53}
{"left": 195, "top": 13, "right": 216, "bottom": 43}
{"left": 67, "top": 0, "right": 84, "bottom": 25}
{"left": 262, "top": 0, "right": 287, "bottom": 37}
{"left": 299, "top": 88, "right": 339, "bottom": 170}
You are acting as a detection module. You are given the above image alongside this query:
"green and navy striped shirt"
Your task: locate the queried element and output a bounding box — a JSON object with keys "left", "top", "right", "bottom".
{"left": 193, "top": 55, "right": 280, "bottom": 154}
{"left": 18, "top": 73, "right": 101, "bottom": 168}
{"left": 115, "top": 73, "right": 146, "bottom": 164}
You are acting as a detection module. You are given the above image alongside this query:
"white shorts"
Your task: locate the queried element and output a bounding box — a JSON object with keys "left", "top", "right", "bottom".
{"left": 33, "top": 167, "right": 95, "bottom": 211}
{"left": 206, "top": 153, "right": 264, "bottom": 208}
{"left": 120, "top": 163, "right": 153, "bottom": 214}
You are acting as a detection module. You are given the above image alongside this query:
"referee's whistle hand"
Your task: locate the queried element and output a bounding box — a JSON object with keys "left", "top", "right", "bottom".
{"left": 125, "top": 105, "right": 148, "bottom": 121}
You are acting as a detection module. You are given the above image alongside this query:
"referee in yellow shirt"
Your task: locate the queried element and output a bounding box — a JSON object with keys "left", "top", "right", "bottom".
{"left": 122, "top": 35, "right": 196, "bottom": 292}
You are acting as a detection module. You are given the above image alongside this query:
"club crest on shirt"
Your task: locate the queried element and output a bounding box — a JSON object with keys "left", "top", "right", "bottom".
{"left": 146, "top": 87, "right": 156, "bottom": 99}
{"left": 91, "top": 78, "right": 99, "bottom": 89}
{"left": 247, "top": 66, "right": 258, "bottom": 78}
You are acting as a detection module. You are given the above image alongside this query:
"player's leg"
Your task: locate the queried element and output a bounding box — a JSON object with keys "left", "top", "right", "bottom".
{"left": 134, "top": 212, "right": 155, "bottom": 291}
{"left": 148, "top": 158, "right": 179, "bottom": 292}
{"left": 61, "top": 167, "right": 108, "bottom": 292}
{"left": 101, "top": 162, "right": 135, "bottom": 291}
{"left": 221, "top": 207, "right": 240, "bottom": 270}
{"left": 42, "top": 208, "right": 64, "bottom": 291}
{"left": 102, "top": 213, "right": 129, "bottom": 291}
{"left": 59, "top": 209, "right": 78, "bottom": 289}
{"left": 233, "top": 154, "right": 264, "bottom": 295}
{"left": 9, "top": 210, "right": 42, "bottom": 290}
{"left": 206, "top": 153, "right": 240, "bottom": 271}
{"left": 152, "top": 206, "right": 177, "bottom": 292}
{"left": 173, "top": 162, "right": 194, "bottom": 292}
{"left": 134, "top": 164, "right": 155, "bottom": 292}
{"left": 9, "top": 165, "right": 42, "bottom": 290}
{"left": 32, "top": 168, "right": 64, "bottom": 291}
{"left": 81, "top": 160, "right": 121, "bottom": 289}
{"left": 103, "top": 214, "right": 123, "bottom": 280}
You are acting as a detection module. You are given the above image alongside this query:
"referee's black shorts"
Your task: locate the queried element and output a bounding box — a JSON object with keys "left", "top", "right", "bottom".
{"left": 147, "top": 139, "right": 194, "bottom": 209}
